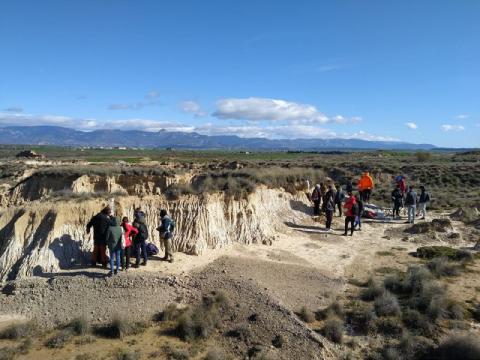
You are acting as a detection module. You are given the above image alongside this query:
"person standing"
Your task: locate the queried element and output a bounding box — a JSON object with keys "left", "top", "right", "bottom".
{"left": 311, "top": 184, "right": 322, "bottom": 216}
{"left": 391, "top": 185, "right": 404, "bottom": 219}
{"left": 157, "top": 209, "right": 175, "bottom": 263}
{"left": 106, "top": 217, "right": 123, "bottom": 276}
{"left": 354, "top": 194, "right": 364, "bottom": 231}
{"left": 358, "top": 172, "right": 374, "bottom": 203}
{"left": 334, "top": 184, "right": 345, "bottom": 217}
{"left": 343, "top": 193, "right": 357, "bottom": 236}
{"left": 133, "top": 215, "right": 149, "bottom": 267}
{"left": 86, "top": 206, "right": 112, "bottom": 268}
{"left": 404, "top": 186, "right": 417, "bottom": 224}
{"left": 346, "top": 179, "right": 353, "bottom": 194}
{"left": 417, "top": 186, "right": 430, "bottom": 220}
{"left": 121, "top": 217, "right": 138, "bottom": 271}
{"left": 323, "top": 185, "right": 336, "bottom": 231}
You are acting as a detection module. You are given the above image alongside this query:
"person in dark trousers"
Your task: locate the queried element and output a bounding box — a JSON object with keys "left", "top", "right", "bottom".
{"left": 106, "top": 217, "right": 123, "bottom": 276}
{"left": 346, "top": 179, "right": 353, "bottom": 194}
{"left": 323, "top": 185, "right": 336, "bottom": 231}
{"left": 157, "top": 209, "right": 175, "bottom": 262}
{"left": 133, "top": 215, "right": 149, "bottom": 267}
{"left": 334, "top": 184, "right": 345, "bottom": 217}
{"left": 86, "top": 206, "right": 112, "bottom": 268}
{"left": 311, "top": 184, "right": 322, "bottom": 216}
{"left": 391, "top": 185, "right": 404, "bottom": 219}
{"left": 343, "top": 192, "right": 357, "bottom": 236}
{"left": 404, "top": 185, "right": 417, "bottom": 224}
{"left": 354, "top": 194, "right": 364, "bottom": 230}
{"left": 417, "top": 186, "right": 430, "bottom": 220}
{"left": 121, "top": 217, "right": 138, "bottom": 271}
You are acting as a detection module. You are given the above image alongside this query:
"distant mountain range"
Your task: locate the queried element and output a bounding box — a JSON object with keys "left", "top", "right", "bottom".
{"left": 0, "top": 126, "right": 436, "bottom": 150}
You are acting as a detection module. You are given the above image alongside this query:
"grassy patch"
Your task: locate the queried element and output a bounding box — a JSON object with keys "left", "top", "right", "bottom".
{"left": 376, "top": 251, "right": 394, "bottom": 256}
{"left": 0, "top": 322, "right": 36, "bottom": 339}
{"left": 416, "top": 246, "right": 473, "bottom": 261}
{"left": 298, "top": 306, "right": 316, "bottom": 323}
{"left": 321, "top": 317, "right": 344, "bottom": 344}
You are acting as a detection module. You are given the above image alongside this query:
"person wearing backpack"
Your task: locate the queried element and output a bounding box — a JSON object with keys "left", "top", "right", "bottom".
{"left": 133, "top": 215, "right": 149, "bottom": 267}
{"left": 343, "top": 192, "right": 358, "bottom": 236}
{"left": 334, "top": 184, "right": 345, "bottom": 217}
{"left": 311, "top": 184, "right": 322, "bottom": 216}
{"left": 391, "top": 185, "right": 404, "bottom": 220}
{"left": 121, "top": 217, "right": 138, "bottom": 271}
{"left": 417, "top": 186, "right": 430, "bottom": 220}
{"left": 106, "top": 217, "right": 123, "bottom": 276}
{"left": 86, "top": 206, "right": 111, "bottom": 268}
{"left": 157, "top": 209, "right": 175, "bottom": 263}
{"left": 404, "top": 185, "right": 417, "bottom": 224}
{"left": 323, "top": 185, "right": 336, "bottom": 231}
{"left": 354, "top": 194, "right": 364, "bottom": 231}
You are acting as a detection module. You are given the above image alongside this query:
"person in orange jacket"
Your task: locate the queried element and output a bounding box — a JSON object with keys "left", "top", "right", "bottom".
{"left": 358, "top": 172, "right": 374, "bottom": 203}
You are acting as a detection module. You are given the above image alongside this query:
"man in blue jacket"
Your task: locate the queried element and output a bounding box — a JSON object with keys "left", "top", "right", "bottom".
{"left": 157, "top": 209, "right": 175, "bottom": 263}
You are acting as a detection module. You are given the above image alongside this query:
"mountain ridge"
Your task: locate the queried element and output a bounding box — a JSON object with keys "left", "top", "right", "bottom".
{"left": 0, "top": 125, "right": 436, "bottom": 150}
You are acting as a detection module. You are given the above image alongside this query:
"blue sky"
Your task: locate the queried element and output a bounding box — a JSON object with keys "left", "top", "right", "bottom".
{"left": 0, "top": 1, "right": 478, "bottom": 147}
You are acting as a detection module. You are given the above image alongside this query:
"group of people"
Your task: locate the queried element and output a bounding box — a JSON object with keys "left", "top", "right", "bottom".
{"left": 86, "top": 206, "right": 175, "bottom": 276}
{"left": 310, "top": 172, "right": 431, "bottom": 236}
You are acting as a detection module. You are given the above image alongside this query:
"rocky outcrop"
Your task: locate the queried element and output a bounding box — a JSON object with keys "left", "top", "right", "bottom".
{"left": 0, "top": 188, "right": 306, "bottom": 281}
{"left": 8, "top": 173, "right": 180, "bottom": 204}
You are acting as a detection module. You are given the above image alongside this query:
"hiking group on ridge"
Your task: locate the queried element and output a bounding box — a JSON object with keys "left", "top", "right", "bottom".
{"left": 310, "top": 172, "right": 431, "bottom": 237}
{"left": 87, "top": 207, "right": 176, "bottom": 276}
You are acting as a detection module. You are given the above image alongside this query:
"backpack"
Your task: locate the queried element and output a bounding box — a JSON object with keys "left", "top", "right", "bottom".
{"left": 137, "top": 223, "right": 149, "bottom": 241}
{"left": 169, "top": 219, "right": 176, "bottom": 233}
{"left": 146, "top": 243, "right": 159, "bottom": 256}
{"left": 352, "top": 202, "right": 360, "bottom": 216}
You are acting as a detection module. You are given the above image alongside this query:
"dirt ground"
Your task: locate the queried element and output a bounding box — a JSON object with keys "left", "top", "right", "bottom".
{"left": 1, "top": 208, "right": 479, "bottom": 359}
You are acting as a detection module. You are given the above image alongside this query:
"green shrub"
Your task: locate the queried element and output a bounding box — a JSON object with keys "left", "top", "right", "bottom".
{"left": 374, "top": 292, "right": 401, "bottom": 317}
{"left": 298, "top": 306, "right": 316, "bottom": 323}
{"left": 360, "top": 279, "right": 385, "bottom": 301}
{"left": 398, "top": 334, "right": 435, "bottom": 359}
{"left": 96, "top": 316, "right": 148, "bottom": 339}
{"left": 433, "top": 336, "right": 480, "bottom": 360}
{"left": 416, "top": 246, "right": 473, "bottom": 261}
{"left": 0, "top": 322, "right": 36, "bottom": 339}
{"left": 115, "top": 349, "right": 140, "bottom": 360}
{"left": 427, "top": 257, "right": 460, "bottom": 277}
{"left": 175, "top": 293, "right": 227, "bottom": 341}
{"left": 316, "top": 301, "right": 344, "bottom": 320}
{"left": 45, "top": 329, "right": 73, "bottom": 349}
{"left": 372, "top": 317, "right": 404, "bottom": 337}
{"left": 321, "top": 317, "right": 344, "bottom": 343}
{"left": 346, "top": 302, "right": 377, "bottom": 334}
{"left": 67, "top": 316, "right": 89, "bottom": 336}
{"left": 402, "top": 309, "right": 433, "bottom": 336}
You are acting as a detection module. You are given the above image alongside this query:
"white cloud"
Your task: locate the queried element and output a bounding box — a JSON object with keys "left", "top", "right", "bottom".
{"left": 315, "top": 64, "right": 344, "bottom": 73}
{"left": 145, "top": 90, "right": 160, "bottom": 99}
{"left": 441, "top": 124, "right": 465, "bottom": 132}
{"left": 455, "top": 114, "right": 469, "bottom": 119}
{"left": 0, "top": 112, "right": 97, "bottom": 129}
{"left": 0, "top": 111, "right": 397, "bottom": 142}
{"left": 179, "top": 101, "right": 207, "bottom": 117}
{"left": 405, "top": 122, "right": 418, "bottom": 129}
{"left": 212, "top": 97, "right": 340, "bottom": 124}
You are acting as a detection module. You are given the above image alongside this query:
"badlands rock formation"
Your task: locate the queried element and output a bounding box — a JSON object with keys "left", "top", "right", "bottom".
{"left": 0, "top": 170, "right": 305, "bottom": 281}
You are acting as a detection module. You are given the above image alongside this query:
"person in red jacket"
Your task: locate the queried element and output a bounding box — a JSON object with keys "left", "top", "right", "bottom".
{"left": 343, "top": 192, "right": 358, "bottom": 236}
{"left": 121, "top": 216, "right": 138, "bottom": 271}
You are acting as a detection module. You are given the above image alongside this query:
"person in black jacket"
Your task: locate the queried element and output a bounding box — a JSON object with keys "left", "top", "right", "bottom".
{"left": 391, "top": 185, "right": 404, "bottom": 219}
{"left": 86, "top": 206, "right": 112, "bottom": 267}
{"left": 323, "top": 185, "right": 336, "bottom": 231}
{"left": 334, "top": 184, "right": 345, "bottom": 217}
{"left": 133, "top": 216, "right": 149, "bottom": 267}
{"left": 404, "top": 186, "right": 417, "bottom": 224}
{"left": 417, "top": 186, "right": 430, "bottom": 220}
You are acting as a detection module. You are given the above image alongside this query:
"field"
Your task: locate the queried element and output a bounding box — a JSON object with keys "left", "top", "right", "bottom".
{"left": 0, "top": 146, "right": 479, "bottom": 359}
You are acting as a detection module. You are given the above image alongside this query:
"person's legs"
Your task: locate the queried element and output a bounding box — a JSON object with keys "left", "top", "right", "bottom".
{"left": 100, "top": 245, "right": 108, "bottom": 268}
{"left": 115, "top": 249, "right": 121, "bottom": 273}
{"left": 135, "top": 242, "right": 141, "bottom": 266}
{"left": 121, "top": 248, "right": 126, "bottom": 270}
{"left": 125, "top": 246, "right": 131, "bottom": 269}
{"left": 108, "top": 247, "right": 115, "bottom": 274}
{"left": 344, "top": 217, "right": 348, "bottom": 235}
{"left": 141, "top": 241, "right": 147, "bottom": 265}
{"left": 313, "top": 200, "right": 320, "bottom": 216}
{"left": 419, "top": 202, "right": 426, "bottom": 218}
{"left": 91, "top": 244, "right": 99, "bottom": 266}
{"left": 349, "top": 216, "right": 355, "bottom": 235}
{"left": 326, "top": 210, "right": 333, "bottom": 229}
